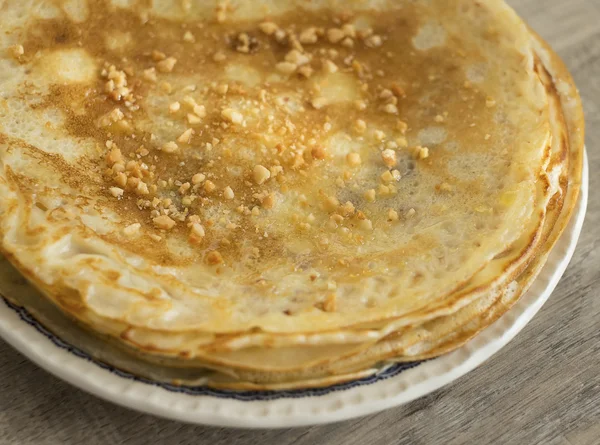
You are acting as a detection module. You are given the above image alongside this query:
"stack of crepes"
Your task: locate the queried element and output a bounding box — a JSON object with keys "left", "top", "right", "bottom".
{"left": 0, "top": 0, "right": 584, "bottom": 390}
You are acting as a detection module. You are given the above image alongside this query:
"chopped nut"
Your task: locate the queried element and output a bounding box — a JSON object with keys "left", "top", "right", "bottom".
{"left": 183, "top": 31, "right": 195, "bottom": 43}
{"left": 192, "top": 173, "right": 206, "bottom": 184}
{"left": 152, "top": 50, "right": 166, "bottom": 61}
{"left": 285, "top": 50, "right": 311, "bottom": 66}
{"left": 381, "top": 149, "right": 397, "bottom": 167}
{"left": 159, "top": 81, "right": 172, "bottom": 93}
{"left": 221, "top": 108, "right": 243, "bottom": 124}
{"left": 397, "top": 120, "right": 408, "bottom": 134}
{"left": 106, "top": 147, "right": 123, "bottom": 165}
{"left": 311, "top": 146, "right": 326, "bottom": 160}
{"left": 259, "top": 21, "right": 279, "bottom": 35}
{"left": 156, "top": 57, "right": 177, "bottom": 73}
{"left": 177, "top": 128, "right": 195, "bottom": 144}
{"left": 114, "top": 172, "right": 127, "bottom": 187}
{"left": 190, "top": 222, "right": 205, "bottom": 239}
{"left": 216, "top": 83, "right": 229, "bottom": 94}
{"left": 365, "top": 35, "right": 383, "bottom": 48}
{"left": 123, "top": 223, "right": 141, "bottom": 236}
{"left": 161, "top": 141, "right": 179, "bottom": 153}
{"left": 310, "top": 97, "right": 329, "bottom": 109}
{"left": 383, "top": 103, "right": 399, "bottom": 114}
{"left": 406, "top": 208, "right": 416, "bottom": 218}
{"left": 169, "top": 101, "right": 181, "bottom": 113}
{"left": 364, "top": 189, "right": 376, "bottom": 202}
{"left": 414, "top": 145, "right": 429, "bottom": 160}
{"left": 223, "top": 186, "right": 235, "bottom": 200}
{"left": 206, "top": 250, "right": 223, "bottom": 265}
{"left": 109, "top": 187, "right": 124, "bottom": 198}
{"left": 322, "top": 293, "right": 337, "bottom": 312}
{"left": 213, "top": 51, "right": 226, "bottom": 62}
{"left": 178, "top": 182, "right": 191, "bottom": 194}
{"left": 276, "top": 61, "right": 297, "bottom": 74}
{"left": 298, "top": 66, "right": 314, "bottom": 78}
{"left": 204, "top": 180, "right": 216, "bottom": 193}
{"left": 261, "top": 193, "right": 275, "bottom": 209}
{"left": 388, "top": 209, "right": 399, "bottom": 221}
{"left": 346, "top": 152, "right": 362, "bottom": 167}
{"left": 322, "top": 59, "right": 338, "bottom": 74}
{"left": 434, "top": 114, "right": 445, "bottom": 123}
{"left": 299, "top": 27, "right": 319, "bottom": 44}
{"left": 327, "top": 28, "right": 345, "bottom": 43}
{"left": 136, "top": 182, "right": 149, "bottom": 195}
{"left": 354, "top": 100, "right": 367, "bottom": 111}
{"left": 142, "top": 68, "right": 157, "bottom": 82}
{"left": 253, "top": 164, "right": 271, "bottom": 184}
{"left": 187, "top": 113, "right": 202, "bottom": 125}
{"left": 381, "top": 170, "right": 395, "bottom": 182}
{"left": 153, "top": 215, "right": 176, "bottom": 230}
{"left": 9, "top": 44, "right": 24, "bottom": 59}
{"left": 374, "top": 130, "right": 386, "bottom": 141}
{"left": 341, "top": 201, "right": 355, "bottom": 216}
{"left": 358, "top": 219, "right": 373, "bottom": 230}
{"left": 354, "top": 119, "right": 367, "bottom": 134}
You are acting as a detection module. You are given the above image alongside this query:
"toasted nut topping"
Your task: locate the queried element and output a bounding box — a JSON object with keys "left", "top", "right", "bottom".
{"left": 142, "top": 68, "right": 157, "bottom": 82}
{"left": 221, "top": 108, "right": 243, "bottom": 124}
{"left": 253, "top": 165, "right": 271, "bottom": 184}
{"left": 109, "top": 187, "right": 124, "bottom": 198}
{"left": 190, "top": 222, "right": 205, "bottom": 239}
{"left": 359, "top": 219, "right": 373, "bottom": 230}
{"left": 311, "top": 146, "right": 326, "bottom": 160}
{"left": 381, "top": 149, "right": 397, "bottom": 167}
{"left": 9, "top": 44, "right": 24, "bottom": 59}
{"left": 322, "top": 59, "right": 338, "bottom": 74}
{"left": 414, "top": 145, "right": 429, "bottom": 160}
{"left": 156, "top": 57, "right": 177, "bottom": 73}
{"left": 223, "top": 186, "right": 235, "bottom": 200}
{"left": 383, "top": 103, "right": 398, "bottom": 114}
{"left": 169, "top": 101, "right": 180, "bottom": 113}
{"left": 192, "top": 173, "right": 206, "bottom": 184}
{"left": 259, "top": 21, "right": 279, "bottom": 35}
{"left": 346, "top": 152, "right": 362, "bottom": 167}
{"left": 406, "top": 208, "right": 416, "bottom": 218}
{"left": 123, "top": 223, "right": 141, "bottom": 236}
{"left": 204, "top": 180, "right": 216, "bottom": 193}
{"left": 364, "top": 189, "right": 376, "bottom": 202}
{"left": 327, "top": 28, "right": 345, "bottom": 43}
{"left": 276, "top": 61, "right": 297, "bottom": 74}
{"left": 388, "top": 209, "right": 399, "bottom": 221}
{"left": 177, "top": 128, "right": 194, "bottom": 144}
{"left": 153, "top": 215, "right": 176, "bottom": 230}
{"left": 161, "top": 141, "right": 179, "bottom": 153}
{"left": 183, "top": 31, "right": 195, "bottom": 43}
{"left": 206, "top": 250, "right": 223, "bottom": 265}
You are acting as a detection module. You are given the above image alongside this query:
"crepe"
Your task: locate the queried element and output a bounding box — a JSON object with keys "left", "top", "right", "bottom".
{"left": 0, "top": 0, "right": 583, "bottom": 389}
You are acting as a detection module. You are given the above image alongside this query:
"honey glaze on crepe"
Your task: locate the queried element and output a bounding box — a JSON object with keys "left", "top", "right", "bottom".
{"left": 0, "top": 0, "right": 552, "bottom": 333}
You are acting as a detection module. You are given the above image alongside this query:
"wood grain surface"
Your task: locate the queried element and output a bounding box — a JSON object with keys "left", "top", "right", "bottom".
{"left": 1, "top": 1, "right": 599, "bottom": 443}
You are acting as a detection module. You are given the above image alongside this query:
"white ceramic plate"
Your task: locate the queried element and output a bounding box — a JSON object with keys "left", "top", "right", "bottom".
{"left": 0, "top": 153, "right": 588, "bottom": 429}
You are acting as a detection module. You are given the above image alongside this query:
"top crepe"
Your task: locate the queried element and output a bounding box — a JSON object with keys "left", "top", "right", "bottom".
{"left": 0, "top": 0, "right": 580, "bottom": 362}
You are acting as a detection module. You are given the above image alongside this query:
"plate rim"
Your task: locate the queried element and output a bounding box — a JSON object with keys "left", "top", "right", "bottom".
{"left": 0, "top": 152, "right": 589, "bottom": 429}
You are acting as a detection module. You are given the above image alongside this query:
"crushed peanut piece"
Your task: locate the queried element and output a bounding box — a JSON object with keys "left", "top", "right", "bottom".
{"left": 253, "top": 164, "right": 271, "bottom": 184}
{"left": 406, "top": 208, "right": 416, "bottom": 218}
{"left": 221, "top": 108, "right": 243, "bottom": 124}
{"left": 414, "top": 145, "right": 429, "bottom": 160}
{"left": 346, "top": 152, "right": 362, "bottom": 167}
{"left": 327, "top": 28, "right": 345, "bottom": 43}
{"left": 156, "top": 57, "right": 177, "bottom": 73}
{"left": 364, "top": 189, "right": 376, "bottom": 202}
{"left": 223, "top": 186, "right": 235, "bottom": 200}
{"left": 204, "top": 180, "right": 216, "bottom": 193}
{"left": 153, "top": 215, "right": 176, "bottom": 230}
{"left": 161, "top": 141, "right": 179, "bottom": 153}
{"left": 142, "top": 68, "right": 157, "bottom": 82}
{"left": 276, "top": 61, "right": 297, "bottom": 74}
{"left": 109, "top": 187, "right": 124, "bottom": 198}
{"left": 192, "top": 173, "right": 206, "bottom": 184}
{"left": 381, "top": 149, "right": 397, "bottom": 167}
{"left": 259, "top": 21, "right": 279, "bottom": 35}
{"left": 177, "top": 128, "right": 194, "bottom": 144}
{"left": 206, "top": 250, "right": 223, "bottom": 265}
{"left": 190, "top": 222, "right": 205, "bottom": 239}
{"left": 388, "top": 209, "right": 399, "bottom": 221}
{"left": 169, "top": 101, "right": 180, "bottom": 113}
{"left": 123, "top": 223, "right": 141, "bottom": 236}
{"left": 383, "top": 103, "right": 398, "bottom": 114}
{"left": 322, "top": 59, "right": 338, "bottom": 74}
{"left": 183, "top": 31, "right": 195, "bottom": 43}
{"left": 9, "top": 44, "right": 24, "bottom": 59}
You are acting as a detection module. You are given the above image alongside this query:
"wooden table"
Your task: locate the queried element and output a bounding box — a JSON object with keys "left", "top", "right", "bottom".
{"left": 1, "top": 1, "right": 599, "bottom": 443}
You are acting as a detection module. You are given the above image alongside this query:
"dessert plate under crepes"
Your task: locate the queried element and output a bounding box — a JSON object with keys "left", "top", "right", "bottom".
{"left": 0, "top": 153, "right": 587, "bottom": 428}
